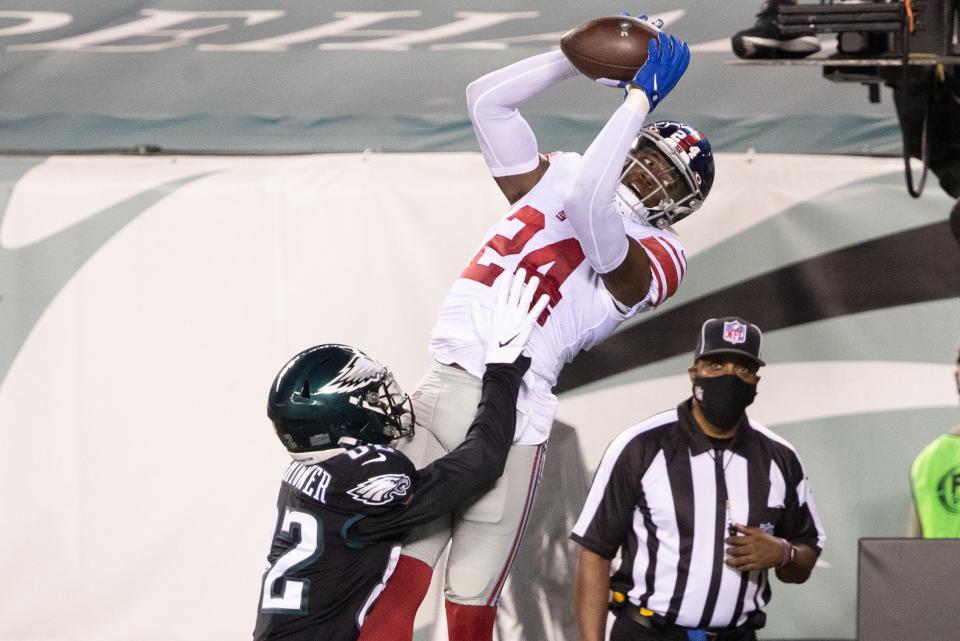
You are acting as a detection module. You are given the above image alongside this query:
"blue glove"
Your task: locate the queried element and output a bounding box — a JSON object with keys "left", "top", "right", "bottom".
{"left": 628, "top": 32, "right": 690, "bottom": 111}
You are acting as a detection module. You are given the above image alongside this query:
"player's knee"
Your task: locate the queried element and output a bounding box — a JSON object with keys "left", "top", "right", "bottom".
{"left": 446, "top": 563, "right": 495, "bottom": 601}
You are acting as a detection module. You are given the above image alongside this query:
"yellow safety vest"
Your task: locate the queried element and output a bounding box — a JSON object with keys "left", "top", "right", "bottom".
{"left": 911, "top": 433, "right": 960, "bottom": 538}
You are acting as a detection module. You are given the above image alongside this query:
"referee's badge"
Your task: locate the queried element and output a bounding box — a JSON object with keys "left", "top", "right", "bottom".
{"left": 722, "top": 320, "right": 747, "bottom": 345}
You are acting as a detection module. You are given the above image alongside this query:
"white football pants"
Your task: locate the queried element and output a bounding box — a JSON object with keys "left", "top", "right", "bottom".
{"left": 398, "top": 362, "right": 546, "bottom": 606}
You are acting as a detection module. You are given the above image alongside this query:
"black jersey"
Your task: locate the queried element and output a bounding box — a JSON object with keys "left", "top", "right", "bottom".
{"left": 252, "top": 359, "right": 527, "bottom": 641}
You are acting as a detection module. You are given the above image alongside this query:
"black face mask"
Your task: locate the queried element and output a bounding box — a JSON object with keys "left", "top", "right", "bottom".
{"left": 693, "top": 375, "right": 758, "bottom": 431}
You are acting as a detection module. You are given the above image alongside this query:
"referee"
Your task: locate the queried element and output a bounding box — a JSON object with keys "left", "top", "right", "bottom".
{"left": 572, "top": 317, "right": 825, "bottom": 641}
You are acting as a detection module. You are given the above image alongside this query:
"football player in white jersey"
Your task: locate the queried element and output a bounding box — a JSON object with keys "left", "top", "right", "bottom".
{"left": 359, "top": 23, "right": 715, "bottom": 641}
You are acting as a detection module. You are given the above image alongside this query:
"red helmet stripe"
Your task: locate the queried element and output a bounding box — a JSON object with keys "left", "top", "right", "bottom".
{"left": 671, "top": 131, "right": 704, "bottom": 155}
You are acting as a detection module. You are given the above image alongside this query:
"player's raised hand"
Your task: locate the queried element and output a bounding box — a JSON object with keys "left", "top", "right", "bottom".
{"left": 628, "top": 32, "right": 690, "bottom": 111}
{"left": 471, "top": 268, "right": 550, "bottom": 365}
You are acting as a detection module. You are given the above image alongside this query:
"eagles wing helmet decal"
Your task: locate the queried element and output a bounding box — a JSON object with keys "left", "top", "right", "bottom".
{"left": 317, "top": 354, "right": 385, "bottom": 394}
{"left": 347, "top": 473, "right": 412, "bottom": 506}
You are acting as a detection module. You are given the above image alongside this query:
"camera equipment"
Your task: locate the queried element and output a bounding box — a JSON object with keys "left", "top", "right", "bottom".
{"left": 733, "top": 1, "right": 959, "bottom": 198}
{"left": 776, "top": 1, "right": 958, "bottom": 83}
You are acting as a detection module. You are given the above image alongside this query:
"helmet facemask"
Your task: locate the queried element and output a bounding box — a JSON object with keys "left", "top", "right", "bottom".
{"left": 361, "top": 370, "right": 415, "bottom": 441}
{"left": 618, "top": 130, "right": 706, "bottom": 229}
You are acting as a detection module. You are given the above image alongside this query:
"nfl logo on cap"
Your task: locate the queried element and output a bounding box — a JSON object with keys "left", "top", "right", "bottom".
{"left": 722, "top": 320, "right": 747, "bottom": 345}
{"left": 694, "top": 317, "right": 766, "bottom": 368}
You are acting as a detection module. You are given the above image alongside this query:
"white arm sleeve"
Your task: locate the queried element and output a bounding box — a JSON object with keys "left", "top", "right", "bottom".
{"left": 563, "top": 90, "right": 651, "bottom": 274}
{"left": 466, "top": 50, "right": 580, "bottom": 177}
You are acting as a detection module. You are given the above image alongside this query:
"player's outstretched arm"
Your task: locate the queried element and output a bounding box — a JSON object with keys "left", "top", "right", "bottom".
{"left": 467, "top": 50, "right": 580, "bottom": 204}
{"left": 564, "top": 32, "right": 690, "bottom": 307}
{"left": 369, "top": 271, "right": 548, "bottom": 536}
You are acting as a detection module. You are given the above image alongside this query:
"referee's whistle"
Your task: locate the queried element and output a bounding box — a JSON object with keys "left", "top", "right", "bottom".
{"left": 725, "top": 500, "right": 737, "bottom": 536}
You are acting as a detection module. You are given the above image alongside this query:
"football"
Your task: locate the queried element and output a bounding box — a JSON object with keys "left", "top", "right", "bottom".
{"left": 560, "top": 16, "right": 659, "bottom": 82}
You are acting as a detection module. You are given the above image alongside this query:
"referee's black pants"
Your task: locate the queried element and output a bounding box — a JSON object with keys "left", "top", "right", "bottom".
{"left": 610, "top": 614, "right": 758, "bottom": 641}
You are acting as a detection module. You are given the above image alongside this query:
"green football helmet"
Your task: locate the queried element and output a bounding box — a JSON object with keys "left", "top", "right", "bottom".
{"left": 267, "top": 344, "right": 414, "bottom": 463}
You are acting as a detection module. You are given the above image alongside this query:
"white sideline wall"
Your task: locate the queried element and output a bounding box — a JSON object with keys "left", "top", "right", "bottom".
{"left": 0, "top": 152, "right": 957, "bottom": 641}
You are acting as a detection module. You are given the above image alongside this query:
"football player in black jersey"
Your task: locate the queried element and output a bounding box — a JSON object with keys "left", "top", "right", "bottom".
{"left": 252, "top": 269, "right": 549, "bottom": 641}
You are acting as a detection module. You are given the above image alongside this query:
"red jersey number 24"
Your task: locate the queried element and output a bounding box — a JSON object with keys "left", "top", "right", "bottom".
{"left": 460, "top": 205, "right": 585, "bottom": 325}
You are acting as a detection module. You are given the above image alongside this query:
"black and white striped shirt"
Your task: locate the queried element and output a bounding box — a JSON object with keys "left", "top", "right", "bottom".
{"left": 571, "top": 400, "right": 825, "bottom": 630}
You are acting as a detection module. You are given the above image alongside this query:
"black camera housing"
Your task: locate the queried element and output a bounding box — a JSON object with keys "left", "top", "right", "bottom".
{"left": 779, "top": 0, "right": 959, "bottom": 59}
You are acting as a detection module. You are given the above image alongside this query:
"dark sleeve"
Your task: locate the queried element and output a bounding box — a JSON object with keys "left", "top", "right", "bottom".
{"left": 569, "top": 436, "right": 645, "bottom": 559}
{"left": 358, "top": 357, "right": 528, "bottom": 539}
{"left": 775, "top": 449, "right": 825, "bottom": 554}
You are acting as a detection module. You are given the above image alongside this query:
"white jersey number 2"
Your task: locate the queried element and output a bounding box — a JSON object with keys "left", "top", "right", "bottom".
{"left": 260, "top": 508, "right": 322, "bottom": 613}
